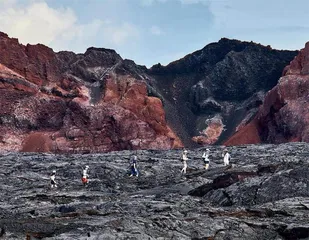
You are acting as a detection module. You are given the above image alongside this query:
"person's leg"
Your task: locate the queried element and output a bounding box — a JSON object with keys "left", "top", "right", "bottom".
{"left": 130, "top": 166, "right": 134, "bottom": 176}
{"left": 181, "top": 163, "right": 186, "bottom": 173}
{"left": 82, "top": 177, "right": 87, "bottom": 185}
{"left": 51, "top": 180, "right": 56, "bottom": 188}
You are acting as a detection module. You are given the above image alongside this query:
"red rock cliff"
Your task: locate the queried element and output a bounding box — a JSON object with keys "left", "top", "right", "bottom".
{"left": 225, "top": 42, "right": 309, "bottom": 145}
{"left": 0, "top": 32, "right": 182, "bottom": 153}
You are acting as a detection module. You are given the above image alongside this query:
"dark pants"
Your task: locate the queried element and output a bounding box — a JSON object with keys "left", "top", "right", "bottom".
{"left": 131, "top": 166, "right": 138, "bottom": 176}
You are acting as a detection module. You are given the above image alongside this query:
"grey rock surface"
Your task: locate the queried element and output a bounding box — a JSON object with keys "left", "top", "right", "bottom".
{"left": 1, "top": 142, "right": 309, "bottom": 239}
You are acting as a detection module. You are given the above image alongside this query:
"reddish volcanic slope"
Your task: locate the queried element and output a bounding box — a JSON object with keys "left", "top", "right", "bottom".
{"left": 225, "top": 42, "right": 309, "bottom": 145}
{"left": 0, "top": 32, "right": 182, "bottom": 153}
{"left": 0, "top": 31, "right": 304, "bottom": 152}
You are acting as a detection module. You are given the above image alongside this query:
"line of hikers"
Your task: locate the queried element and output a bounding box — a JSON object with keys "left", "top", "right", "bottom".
{"left": 50, "top": 148, "right": 230, "bottom": 188}
{"left": 49, "top": 154, "right": 139, "bottom": 188}
{"left": 181, "top": 148, "right": 231, "bottom": 174}
{"left": 50, "top": 165, "right": 92, "bottom": 189}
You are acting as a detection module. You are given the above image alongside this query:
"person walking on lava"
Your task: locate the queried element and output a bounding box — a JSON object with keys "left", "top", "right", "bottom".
{"left": 181, "top": 149, "right": 189, "bottom": 174}
{"left": 82, "top": 165, "right": 89, "bottom": 186}
{"left": 202, "top": 148, "right": 210, "bottom": 170}
{"left": 222, "top": 148, "right": 230, "bottom": 166}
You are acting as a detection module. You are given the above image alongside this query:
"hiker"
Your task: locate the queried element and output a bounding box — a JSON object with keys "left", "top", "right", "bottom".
{"left": 202, "top": 148, "right": 210, "bottom": 170}
{"left": 181, "top": 149, "right": 188, "bottom": 174}
{"left": 82, "top": 165, "right": 89, "bottom": 186}
{"left": 129, "top": 154, "right": 139, "bottom": 177}
{"left": 50, "top": 170, "right": 57, "bottom": 188}
{"left": 222, "top": 148, "right": 230, "bottom": 166}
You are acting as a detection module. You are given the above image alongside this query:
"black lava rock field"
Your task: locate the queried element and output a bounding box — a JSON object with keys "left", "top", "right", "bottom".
{"left": 1, "top": 142, "right": 309, "bottom": 239}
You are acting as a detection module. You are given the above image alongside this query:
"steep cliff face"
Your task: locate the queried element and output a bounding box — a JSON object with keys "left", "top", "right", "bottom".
{"left": 147, "top": 38, "right": 298, "bottom": 146}
{"left": 0, "top": 32, "right": 301, "bottom": 152}
{"left": 0, "top": 32, "right": 182, "bottom": 153}
{"left": 226, "top": 42, "right": 309, "bottom": 145}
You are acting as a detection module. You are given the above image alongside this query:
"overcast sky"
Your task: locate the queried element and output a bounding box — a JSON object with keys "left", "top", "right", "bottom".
{"left": 1, "top": 0, "right": 309, "bottom": 67}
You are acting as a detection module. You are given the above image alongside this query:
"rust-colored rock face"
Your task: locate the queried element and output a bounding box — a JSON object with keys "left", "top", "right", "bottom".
{"left": 284, "top": 42, "right": 309, "bottom": 76}
{"left": 192, "top": 117, "right": 225, "bottom": 145}
{"left": 225, "top": 42, "right": 309, "bottom": 145}
{"left": 0, "top": 31, "right": 303, "bottom": 151}
{"left": 0, "top": 32, "right": 182, "bottom": 153}
{"left": 224, "top": 119, "right": 261, "bottom": 146}
{"left": 0, "top": 32, "right": 62, "bottom": 86}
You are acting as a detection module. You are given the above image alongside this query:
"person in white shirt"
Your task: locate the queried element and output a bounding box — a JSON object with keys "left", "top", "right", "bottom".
{"left": 202, "top": 148, "right": 210, "bottom": 170}
{"left": 181, "top": 149, "right": 188, "bottom": 174}
{"left": 82, "top": 165, "right": 89, "bottom": 186}
{"left": 50, "top": 170, "right": 57, "bottom": 188}
{"left": 222, "top": 148, "right": 230, "bottom": 166}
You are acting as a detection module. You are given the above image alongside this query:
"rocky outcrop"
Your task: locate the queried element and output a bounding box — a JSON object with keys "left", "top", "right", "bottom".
{"left": 226, "top": 42, "right": 309, "bottom": 145}
{"left": 148, "top": 39, "right": 297, "bottom": 146}
{"left": 0, "top": 31, "right": 301, "bottom": 151}
{"left": 0, "top": 32, "right": 63, "bottom": 86}
{"left": 192, "top": 115, "right": 225, "bottom": 145}
{"left": 1, "top": 143, "right": 309, "bottom": 239}
{"left": 0, "top": 32, "right": 182, "bottom": 153}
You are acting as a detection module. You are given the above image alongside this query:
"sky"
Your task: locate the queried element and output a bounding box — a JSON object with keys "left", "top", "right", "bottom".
{"left": 0, "top": 0, "right": 309, "bottom": 67}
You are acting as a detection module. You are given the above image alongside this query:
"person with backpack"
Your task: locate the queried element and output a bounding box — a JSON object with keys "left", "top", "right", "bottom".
{"left": 82, "top": 165, "right": 89, "bottom": 186}
{"left": 222, "top": 148, "right": 230, "bottom": 166}
{"left": 202, "top": 148, "right": 210, "bottom": 170}
{"left": 181, "top": 149, "right": 188, "bottom": 174}
{"left": 50, "top": 170, "right": 57, "bottom": 188}
{"left": 129, "top": 155, "right": 139, "bottom": 177}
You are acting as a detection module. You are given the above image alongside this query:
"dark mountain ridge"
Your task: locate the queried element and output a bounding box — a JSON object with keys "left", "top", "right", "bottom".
{"left": 147, "top": 38, "right": 298, "bottom": 146}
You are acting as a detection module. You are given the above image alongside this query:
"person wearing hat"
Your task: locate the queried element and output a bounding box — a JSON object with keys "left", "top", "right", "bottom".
{"left": 222, "top": 148, "right": 230, "bottom": 166}
{"left": 181, "top": 149, "right": 189, "bottom": 174}
{"left": 202, "top": 148, "right": 210, "bottom": 170}
{"left": 50, "top": 170, "right": 57, "bottom": 188}
{"left": 82, "top": 165, "right": 89, "bottom": 186}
